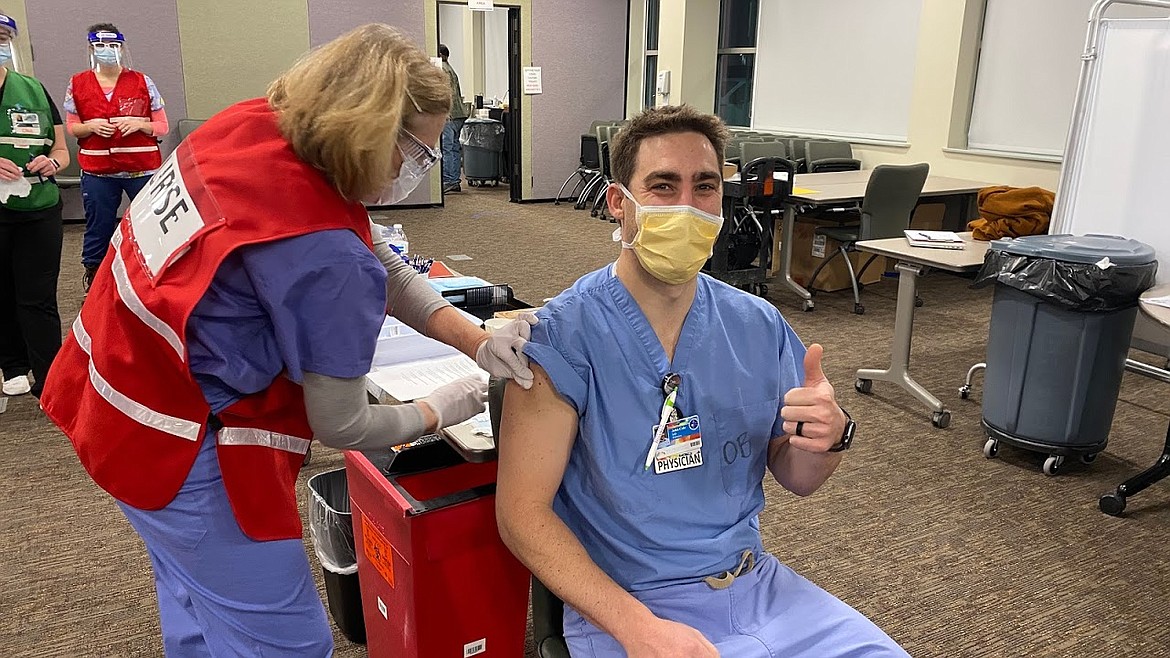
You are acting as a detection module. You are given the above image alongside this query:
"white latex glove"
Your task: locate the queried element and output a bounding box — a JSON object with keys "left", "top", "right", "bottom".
{"left": 418, "top": 375, "right": 488, "bottom": 429}
{"left": 475, "top": 313, "right": 538, "bottom": 389}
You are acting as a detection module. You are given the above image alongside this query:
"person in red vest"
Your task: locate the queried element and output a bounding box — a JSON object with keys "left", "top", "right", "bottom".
{"left": 42, "top": 24, "right": 536, "bottom": 656}
{"left": 64, "top": 23, "right": 169, "bottom": 291}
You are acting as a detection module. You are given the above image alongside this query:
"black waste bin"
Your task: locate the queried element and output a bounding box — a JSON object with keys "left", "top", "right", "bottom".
{"left": 972, "top": 233, "right": 1158, "bottom": 475}
{"left": 459, "top": 118, "right": 505, "bottom": 187}
{"left": 307, "top": 469, "right": 365, "bottom": 644}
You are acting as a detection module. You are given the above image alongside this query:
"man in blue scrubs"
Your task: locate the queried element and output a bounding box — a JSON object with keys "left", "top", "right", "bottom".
{"left": 496, "top": 106, "right": 907, "bottom": 658}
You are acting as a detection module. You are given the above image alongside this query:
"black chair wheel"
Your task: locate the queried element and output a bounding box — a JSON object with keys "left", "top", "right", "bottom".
{"left": 1080, "top": 452, "right": 1099, "bottom": 465}
{"left": 931, "top": 411, "right": 951, "bottom": 429}
{"left": 854, "top": 378, "right": 872, "bottom": 394}
{"left": 915, "top": 296, "right": 924, "bottom": 308}
{"left": 853, "top": 303, "right": 865, "bottom": 315}
{"left": 1099, "top": 493, "right": 1126, "bottom": 516}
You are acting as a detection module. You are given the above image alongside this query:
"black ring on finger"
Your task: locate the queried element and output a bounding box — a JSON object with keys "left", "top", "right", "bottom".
{"left": 795, "top": 421, "right": 805, "bottom": 437}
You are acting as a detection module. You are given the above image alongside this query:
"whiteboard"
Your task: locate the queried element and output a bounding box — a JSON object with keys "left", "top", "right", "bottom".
{"left": 751, "top": 0, "right": 922, "bottom": 142}
{"left": 1053, "top": 15, "right": 1170, "bottom": 285}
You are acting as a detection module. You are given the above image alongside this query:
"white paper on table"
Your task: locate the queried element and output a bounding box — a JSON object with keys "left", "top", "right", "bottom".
{"left": 0, "top": 177, "right": 32, "bottom": 202}
{"left": 1144, "top": 295, "right": 1170, "bottom": 310}
{"left": 366, "top": 354, "right": 486, "bottom": 402}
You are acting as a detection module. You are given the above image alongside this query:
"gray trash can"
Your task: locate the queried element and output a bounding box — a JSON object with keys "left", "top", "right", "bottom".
{"left": 307, "top": 469, "right": 365, "bottom": 644}
{"left": 972, "top": 234, "right": 1158, "bottom": 475}
{"left": 459, "top": 118, "right": 505, "bottom": 187}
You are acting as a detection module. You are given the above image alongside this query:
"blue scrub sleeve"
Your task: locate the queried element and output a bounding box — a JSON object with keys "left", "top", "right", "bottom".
{"left": 772, "top": 318, "right": 808, "bottom": 439}
{"left": 244, "top": 230, "right": 388, "bottom": 383}
{"left": 523, "top": 315, "right": 589, "bottom": 413}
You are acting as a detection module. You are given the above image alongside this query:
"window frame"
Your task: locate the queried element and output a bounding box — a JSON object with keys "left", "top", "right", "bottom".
{"left": 714, "top": 0, "right": 760, "bottom": 126}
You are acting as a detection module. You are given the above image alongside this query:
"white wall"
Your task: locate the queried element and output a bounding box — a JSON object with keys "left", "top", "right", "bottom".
{"left": 438, "top": 3, "right": 468, "bottom": 101}
{"left": 483, "top": 8, "right": 510, "bottom": 103}
{"left": 842, "top": 0, "right": 1061, "bottom": 188}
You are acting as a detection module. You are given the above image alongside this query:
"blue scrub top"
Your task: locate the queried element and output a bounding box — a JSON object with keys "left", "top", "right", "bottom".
{"left": 185, "top": 229, "right": 388, "bottom": 414}
{"left": 525, "top": 265, "right": 806, "bottom": 591}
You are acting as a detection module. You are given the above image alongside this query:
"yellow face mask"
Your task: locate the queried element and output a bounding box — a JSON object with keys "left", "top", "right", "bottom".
{"left": 617, "top": 184, "right": 724, "bottom": 285}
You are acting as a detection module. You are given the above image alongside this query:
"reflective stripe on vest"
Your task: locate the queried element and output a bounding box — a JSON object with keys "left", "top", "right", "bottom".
{"left": 71, "top": 314, "right": 202, "bottom": 441}
{"left": 80, "top": 145, "right": 160, "bottom": 156}
{"left": 109, "top": 229, "right": 185, "bottom": 360}
{"left": 217, "top": 428, "right": 311, "bottom": 455}
{"left": 0, "top": 136, "right": 54, "bottom": 148}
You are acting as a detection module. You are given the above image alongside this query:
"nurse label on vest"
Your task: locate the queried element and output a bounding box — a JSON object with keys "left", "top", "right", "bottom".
{"left": 653, "top": 415, "right": 703, "bottom": 475}
{"left": 129, "top": 151, "right": 204, "bottom": 278}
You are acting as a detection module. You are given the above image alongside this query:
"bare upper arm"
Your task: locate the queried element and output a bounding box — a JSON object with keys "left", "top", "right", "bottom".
{"left": 496, "top": 363, "right": 579, "bottom": 513}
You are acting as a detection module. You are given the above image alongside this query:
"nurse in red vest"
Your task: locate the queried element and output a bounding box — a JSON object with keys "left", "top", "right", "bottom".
{"left": 64, "top": 24, "right": 169, "bottom": 291}
{"left": 42, "top": 24, "right": 536, "bottom": 656}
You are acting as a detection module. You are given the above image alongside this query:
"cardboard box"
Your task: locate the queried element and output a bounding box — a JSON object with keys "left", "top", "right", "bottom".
{"left": 769, "top": 203, "right": 946, "bottom": 293}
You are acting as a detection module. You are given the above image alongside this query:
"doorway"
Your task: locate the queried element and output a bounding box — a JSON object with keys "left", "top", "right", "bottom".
{"left": 437, "top": 3, "right": 523, "bottom": 203}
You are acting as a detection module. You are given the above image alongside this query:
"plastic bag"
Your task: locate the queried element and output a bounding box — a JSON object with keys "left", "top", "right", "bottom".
{"left": 307, "top": 469, "right": 358, "bottom": 575}
{"left": 459, "top": 118, "right": 505, "bottom": 150}
{"left": 972, "top": 250, "right": 1157, "bottom": 312}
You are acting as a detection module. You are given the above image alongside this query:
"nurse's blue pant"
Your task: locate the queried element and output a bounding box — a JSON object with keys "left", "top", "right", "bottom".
{"left": 81, "top": 173, "right": 151, "bottom": 267}
{"left": 119, "top": 434, "right": 333, "bottom": 657}
{"left": 563, "top": 553, "right": 909, "bottom": 658}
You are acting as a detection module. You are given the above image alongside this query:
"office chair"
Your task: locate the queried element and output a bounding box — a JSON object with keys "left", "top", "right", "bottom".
{"left": 805, "top": 140, "right": 862, "bottom": 173}
{"left": 486, "top": 378, "right": 571, "bottom": 658}
{"left": 740, "top": 140, "right": 789, "bottom": 166}
{"left": 787, "top": 137, "right": 810, "bottom": 172}
{"left": 806, "top": 163, "right": 929, "bottom": 314}
{"left": 177, "top": 118, "right": 207, "bottom": 141}
{"left": 590, "top": 125, "right": 621, "bottom": 220}
{"left": 555, "top": 126, "right": 604, "bottom": 205}
{"left": 575, "top": 123, "right": 615, "bottom": 211}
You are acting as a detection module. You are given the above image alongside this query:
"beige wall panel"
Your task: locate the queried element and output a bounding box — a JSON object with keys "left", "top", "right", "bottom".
{"left": 177, "top": 0, "right": 310, "bottom": 119}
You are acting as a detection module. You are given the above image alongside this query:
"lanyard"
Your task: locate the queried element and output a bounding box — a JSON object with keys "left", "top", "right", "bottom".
{"left": 643, "top": 373, "right": 681, "bottom": 471}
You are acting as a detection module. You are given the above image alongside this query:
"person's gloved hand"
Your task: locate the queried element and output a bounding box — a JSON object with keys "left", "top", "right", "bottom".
{"left": 418, "top": 375, "right": 488, "bottom": 429}
{"left": 475, "top": 313, "right": 538, "bottom": 389}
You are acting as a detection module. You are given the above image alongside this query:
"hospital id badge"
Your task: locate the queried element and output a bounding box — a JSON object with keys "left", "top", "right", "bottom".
{"left": 9, "top": 111, "right": 40, "bottom": 136}
{"left": 652, "top": 415, "right": 703, "bottom": 475}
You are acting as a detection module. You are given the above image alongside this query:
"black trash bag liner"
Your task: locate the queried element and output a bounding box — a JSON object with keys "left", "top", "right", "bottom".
{"left": 972, "top": 250, "right": 1157, "bottom": 312}
{"left": 459, "top": 118, "right": 505, "bottom": 150}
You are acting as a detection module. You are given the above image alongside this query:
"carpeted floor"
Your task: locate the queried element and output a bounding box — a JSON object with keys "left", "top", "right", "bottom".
{"left": 1, "top": 181, "right": 1168, "bottom": 657}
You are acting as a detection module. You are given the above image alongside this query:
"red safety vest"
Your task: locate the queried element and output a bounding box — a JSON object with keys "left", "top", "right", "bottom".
{"left": 42, "top": 98, "right": 373, "bottom": 541}
{"left": 71, "top": 69, "right": 162, "bottom": 174}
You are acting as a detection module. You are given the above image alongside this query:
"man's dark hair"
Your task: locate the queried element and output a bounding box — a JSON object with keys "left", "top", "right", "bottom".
{"left": 88, "top": 23, "right": 120, "bottom": 35}
{"left": 438, "top": 44, "right": 450, "bottom": 59}
{"left": 610, "top": 105, "right": 729, "bottom": 188}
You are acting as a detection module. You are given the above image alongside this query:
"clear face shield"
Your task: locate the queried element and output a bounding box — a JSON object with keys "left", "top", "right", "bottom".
{"left": 88, "top": 31, "right": 131, "bottom": 70}
{"left": 0, "top": 14, "right": 22, "bottom": 73}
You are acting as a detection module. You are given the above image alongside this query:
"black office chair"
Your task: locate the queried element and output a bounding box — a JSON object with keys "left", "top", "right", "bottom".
{"left": 556, "top": 127, "right": 603, "bottom": 206}
{"left": 805, "top": 140, "right": 862, "bottom": 173}
{"left": 177, "top": 118, "right": 206, "bottom": 141}
{"left": 807, "top": 163, "right": 929, "bottom": 314}
{"left": 486, "top": 378, "right": 572, "bottom": 658}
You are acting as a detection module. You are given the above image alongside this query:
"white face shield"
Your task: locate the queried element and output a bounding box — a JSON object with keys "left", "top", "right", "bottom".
{"left": 88, "top": 30, "right": 131, "bottom": 70}
{"left": 0, "top": 14, "right": 22, "bottom": 73}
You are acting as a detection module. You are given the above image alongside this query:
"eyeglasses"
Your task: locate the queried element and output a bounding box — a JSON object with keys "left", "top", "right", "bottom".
{"left": 399, "top": 129, "right": 440, "bottom": 173}
{"left": 91, "top": 42, "right": 122, "bottom": 51}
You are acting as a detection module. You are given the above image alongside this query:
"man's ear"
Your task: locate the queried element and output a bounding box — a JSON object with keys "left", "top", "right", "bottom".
{"left": 606, "top": 183, "right": 628, "bottom": 223}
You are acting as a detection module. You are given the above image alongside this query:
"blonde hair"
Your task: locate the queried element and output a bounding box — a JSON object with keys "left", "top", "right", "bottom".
{"left": 267, "top": 24, "right": 451, "bottom": 200}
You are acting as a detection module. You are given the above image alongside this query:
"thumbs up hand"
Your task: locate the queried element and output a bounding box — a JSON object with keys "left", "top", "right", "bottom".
{"left": 779, "top": 344, "right": 847, "bottom": 454}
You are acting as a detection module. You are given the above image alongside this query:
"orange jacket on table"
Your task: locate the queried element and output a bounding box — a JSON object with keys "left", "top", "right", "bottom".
{"left": 41, "top": 98, "right": 373, "bottom": 542}
{"left": 968, "top": 186, "right": 1056, "bottom": 241}
{"left": 71, "top": 69, "right": 162, "bottom": 174}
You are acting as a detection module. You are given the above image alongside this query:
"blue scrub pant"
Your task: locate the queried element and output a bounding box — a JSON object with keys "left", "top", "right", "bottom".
{"left": 441, "top": 118, "right": 466, "bottom": 186}
{"left": 119, "top": 434, "right": 333, "bottom": 657}
{"left": 563, "top": 553, "right": 909, "bottom": 658}
{"left": 81, "top": 173, "right": 151, "bottom": 267}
